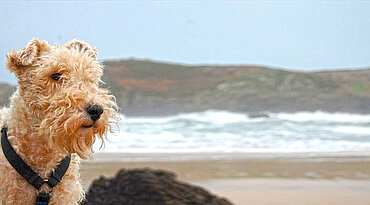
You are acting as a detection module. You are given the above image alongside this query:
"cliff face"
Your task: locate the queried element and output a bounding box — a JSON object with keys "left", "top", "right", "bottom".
{"left": 1, "top": 59, "right": 369, "bottom": 115}
{"left": 102, "top": 59, "right": 370, "bottom": 115}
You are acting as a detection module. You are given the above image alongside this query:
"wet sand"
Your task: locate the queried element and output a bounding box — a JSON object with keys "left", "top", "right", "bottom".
{"left": 196, "top": 179, "right": 370, "bottom": 205}
{"left": 81, "top": 153, "right": 370, "bottom": 205}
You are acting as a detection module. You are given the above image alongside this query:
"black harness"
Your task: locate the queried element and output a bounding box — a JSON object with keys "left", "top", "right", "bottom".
{"left": 1, "top": 126, "right": 71, "bottom": 205}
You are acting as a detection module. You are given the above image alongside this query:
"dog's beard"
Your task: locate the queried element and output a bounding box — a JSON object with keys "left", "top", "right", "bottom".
{"left": 40, "top": 108, "right": 112, "bottom": 159}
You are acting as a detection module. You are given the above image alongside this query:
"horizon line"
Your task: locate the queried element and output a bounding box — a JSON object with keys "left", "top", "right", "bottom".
{"left": 102, "top": 57, "right": 370, "bottom": 73}
{"left": 1, "top": 57, "right": 369, "bottom": 86}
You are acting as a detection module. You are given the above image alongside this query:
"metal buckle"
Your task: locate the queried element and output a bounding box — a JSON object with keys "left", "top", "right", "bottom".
{"left": 35, "top": 191, "right": 51, "bottom": 205}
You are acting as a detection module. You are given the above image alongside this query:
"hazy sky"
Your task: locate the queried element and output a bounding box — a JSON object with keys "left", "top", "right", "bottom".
{"left": 1, "top": 1, "right": 370, "bottom": 84}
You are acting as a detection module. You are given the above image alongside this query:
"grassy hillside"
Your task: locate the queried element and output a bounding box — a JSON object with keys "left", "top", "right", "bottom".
{"left": 102, "top": 59, "right": 369, "bottom": 115}
{"left": 1, "top": 59, "right": 369, "bottom": 115}
{"left": 0, "top": 82, "right": 16, "bottom": 107}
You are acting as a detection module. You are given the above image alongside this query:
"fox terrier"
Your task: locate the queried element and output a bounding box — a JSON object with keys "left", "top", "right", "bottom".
{"left": 0, "top": 39, "right": 118, "bottom": 204}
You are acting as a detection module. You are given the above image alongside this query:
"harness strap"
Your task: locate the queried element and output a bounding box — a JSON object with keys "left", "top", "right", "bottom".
{"left": 1, "top": 125, "right": 71, "bottom": 201}
{"left": 47, "top": 156, "right": 71, "bottom": 188}
{"left": 1, "top": 126, "right": 44, "bottom": 190}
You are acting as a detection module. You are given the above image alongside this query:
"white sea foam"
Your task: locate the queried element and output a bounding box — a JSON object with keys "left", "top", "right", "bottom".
{"left": 275, "top": 111, "right": 370, "bottom": 123}
{"left": 125, "top": 110, "right": 248, "bottom": 124}
{"left": 329, "top": 126, "right": 370, "bottom": 135}
{"left": 96, "top": 110, "right": 370, "bottom": 154}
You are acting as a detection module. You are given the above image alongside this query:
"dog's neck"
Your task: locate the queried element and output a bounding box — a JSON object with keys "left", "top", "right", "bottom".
{"left": 5, "top": 90, "right": 66, "bottom": 177}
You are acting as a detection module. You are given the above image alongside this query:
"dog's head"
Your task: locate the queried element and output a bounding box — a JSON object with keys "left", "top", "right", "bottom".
{"left": 6, "top": 38, "right": 118, "bottom": 158}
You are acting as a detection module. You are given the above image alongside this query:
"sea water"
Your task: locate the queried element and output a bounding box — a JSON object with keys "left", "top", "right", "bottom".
{"left": 95, "top": 110, "right": 370, "bottom": 154}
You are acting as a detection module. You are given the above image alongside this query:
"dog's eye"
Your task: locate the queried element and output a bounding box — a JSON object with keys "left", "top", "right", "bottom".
{"left": 50, "top": 73, "right": 62, "bottom": 81}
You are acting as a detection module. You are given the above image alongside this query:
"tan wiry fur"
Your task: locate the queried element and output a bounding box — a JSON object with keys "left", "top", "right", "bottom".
{"left": 0, "top": 39, "right": 118, "bottom": 204}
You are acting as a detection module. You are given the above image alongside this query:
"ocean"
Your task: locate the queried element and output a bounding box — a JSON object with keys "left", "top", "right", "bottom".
{"left": 95, "top": 110, "right": 370, "bottom": 154}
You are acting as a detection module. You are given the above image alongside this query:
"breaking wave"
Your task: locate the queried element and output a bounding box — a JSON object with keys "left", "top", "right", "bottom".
{"left": 95, "top": 110, "right": 370, "bottom": 154}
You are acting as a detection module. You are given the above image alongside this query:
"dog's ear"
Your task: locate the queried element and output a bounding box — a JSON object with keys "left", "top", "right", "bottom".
{"left": 6, "top": 38, "right": 48, "bottom": 74}
{"left": 65, "top": 39, "right": 98, "bottom": 59}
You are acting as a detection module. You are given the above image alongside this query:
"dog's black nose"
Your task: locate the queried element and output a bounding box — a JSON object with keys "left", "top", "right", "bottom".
{"left": 86, "top": 105, "right": 103, "bottom": 122}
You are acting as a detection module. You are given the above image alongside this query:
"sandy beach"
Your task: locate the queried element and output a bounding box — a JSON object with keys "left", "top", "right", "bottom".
{"left": 81, "top": 153, "right": 370, "bottom": 205}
